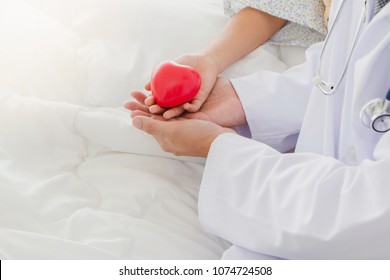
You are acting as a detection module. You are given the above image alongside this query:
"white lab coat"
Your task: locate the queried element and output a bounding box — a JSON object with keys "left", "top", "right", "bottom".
{"left": 198, "top": 0, "right": 390, "bottom": 259}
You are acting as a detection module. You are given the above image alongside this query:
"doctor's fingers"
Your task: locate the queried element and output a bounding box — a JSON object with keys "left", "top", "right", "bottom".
{"left": 131, "top": 91, "right": 148, "bottom": 103}
{"left": 133, "top": 116, "right": 235, "bottom": 154}
{"left": 131, "top": 110, "right": 166, "bottom": 120}
{"left": 132, "top": 116, "right": 193, "bottom": 156}
{"left": 124, "top": 91, "right": 149, "bottom": 112}
{"left": 132, "top": 116, "right": 177, "bottom": 149}
{"left": 130, "top": 110, "right": 152, "bottom": 118}
{"left": 133, "top": 115, "right": 161, "bottom": 132}
{"left": 124, "top": 101, "right": 149, "bottom": 113}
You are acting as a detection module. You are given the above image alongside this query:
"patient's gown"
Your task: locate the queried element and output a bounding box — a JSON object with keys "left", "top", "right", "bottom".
{"left": 224, "top": 0, "right": 327, "bottom": 47}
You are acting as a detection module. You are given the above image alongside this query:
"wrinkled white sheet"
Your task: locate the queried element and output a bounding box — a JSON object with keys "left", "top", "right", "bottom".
{"left": 0, "top": 0, "right": 306, "bottom": 259}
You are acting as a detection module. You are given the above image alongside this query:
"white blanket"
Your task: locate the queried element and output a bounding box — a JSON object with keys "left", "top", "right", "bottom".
{"left": 0, "top": 0, "right": 305, "bottom": 259}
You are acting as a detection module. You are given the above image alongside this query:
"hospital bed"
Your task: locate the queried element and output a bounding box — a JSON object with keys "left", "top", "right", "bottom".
{"left": 0, "top": 0, "right": 306, "bottom": 259}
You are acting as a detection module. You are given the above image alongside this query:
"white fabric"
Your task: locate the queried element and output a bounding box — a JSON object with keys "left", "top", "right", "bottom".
{"left": 222, "top": 245, "right": 282, "bottom": 260}
{"left": 199, "top": 0, "right": 390, "bottom": 259}
{"left": 223, "top": 0, "right": 327, "bottom": 47}
{"left": 0, "top": 0, "right": 306, "bottom": 259}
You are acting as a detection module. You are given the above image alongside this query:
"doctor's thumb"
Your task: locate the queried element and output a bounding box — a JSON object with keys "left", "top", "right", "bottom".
{"left": 132, "top": 116, "right": 158, "bottom": 136}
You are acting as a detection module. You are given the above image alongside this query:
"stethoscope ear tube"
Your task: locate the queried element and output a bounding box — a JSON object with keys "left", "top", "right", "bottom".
{"left": 312, "top": 75, "right": 335, "bottom": 95}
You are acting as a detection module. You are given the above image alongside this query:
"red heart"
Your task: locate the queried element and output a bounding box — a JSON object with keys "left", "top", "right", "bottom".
{"left": 151, "top": 61, "right": 201, "bottom": 108}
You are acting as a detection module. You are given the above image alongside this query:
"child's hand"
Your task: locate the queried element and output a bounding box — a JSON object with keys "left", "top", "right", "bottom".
{"left": 144, "top": 53, "right": 219, "bottom": 119}
{"left": 126, "top": 78, "right": 247, "bottom": 129}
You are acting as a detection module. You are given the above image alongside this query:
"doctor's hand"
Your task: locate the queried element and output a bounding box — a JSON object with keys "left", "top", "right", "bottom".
{"left": 132, "top": 116, "right": 236, "bottom": 157}
{"left": 126, "top": 78, "right": 247, "bottom": 128}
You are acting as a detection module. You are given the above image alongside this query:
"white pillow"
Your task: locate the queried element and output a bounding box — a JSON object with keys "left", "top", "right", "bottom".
{"left": 0, "top": 0, "right": 306, "bottom": 107}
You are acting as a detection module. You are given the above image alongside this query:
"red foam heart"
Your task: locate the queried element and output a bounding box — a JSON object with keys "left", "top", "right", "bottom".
{"left": 151, "top": 61, "right": 201, "bottom": 108}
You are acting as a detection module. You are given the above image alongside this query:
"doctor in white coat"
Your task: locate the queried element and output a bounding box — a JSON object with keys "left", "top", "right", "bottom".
{"left": 131, "top": 0, "right": 390, "bottom": 259}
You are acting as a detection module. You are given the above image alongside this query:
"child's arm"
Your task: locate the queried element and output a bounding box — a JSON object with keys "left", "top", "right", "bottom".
{"left": 202, "top": 7, "right": 286, "bottom": 74}
{"left": 323, "top": 0, "right": 332, "bottom": 27}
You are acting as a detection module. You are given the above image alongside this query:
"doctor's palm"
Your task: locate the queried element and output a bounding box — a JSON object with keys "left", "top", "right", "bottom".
{"left": 184, "top": 78, "right": 247, "bottom": 128}
{"left": 127, "top": 78, "right": 246, "bottom": 128}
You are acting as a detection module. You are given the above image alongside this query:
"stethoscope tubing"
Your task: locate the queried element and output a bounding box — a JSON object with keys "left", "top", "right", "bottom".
{"left": 314, "top": 0, "right": 368, "bottom": 95}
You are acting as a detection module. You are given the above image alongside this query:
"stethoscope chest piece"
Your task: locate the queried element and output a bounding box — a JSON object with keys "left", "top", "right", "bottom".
{"left": 360, "top": 90, "right": 390, "bottom": 133}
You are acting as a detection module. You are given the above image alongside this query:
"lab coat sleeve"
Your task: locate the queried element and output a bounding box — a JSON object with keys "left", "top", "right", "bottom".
{"left": 231, "top": 42, "right": 322, "bottom": 152}
{"left": 199, "top": 132, "right": 390, "bottom": 259}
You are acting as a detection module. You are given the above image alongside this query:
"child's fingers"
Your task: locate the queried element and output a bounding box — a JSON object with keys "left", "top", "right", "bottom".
{"left": 149, "top": 104, "right": 166, "bottom": 115}
{"left": 145, "top": 82, "right": 151, "bottom": 91}
{"left": 145, "top": 96, "right": 156, "bottom": 106}
{"left": 163, "top": 107, "right": 185, "bottom": 119}
{"left": 183, "top": 98, "right": 203, "bottom": 112}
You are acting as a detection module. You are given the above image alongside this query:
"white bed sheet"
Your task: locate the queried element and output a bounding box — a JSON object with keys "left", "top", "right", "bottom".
{"left": 0, "top": 0, "right": 306, "bottom": 259}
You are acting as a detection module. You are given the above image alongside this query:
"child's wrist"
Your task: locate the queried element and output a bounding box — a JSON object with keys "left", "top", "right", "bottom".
{"left": 201, "top": 52, "right": 225, "bottom": 74}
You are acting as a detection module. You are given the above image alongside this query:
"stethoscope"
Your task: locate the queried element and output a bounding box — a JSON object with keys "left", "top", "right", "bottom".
{"left": 360, "top": 89, "right": 390, "bottom": 133}
{"left": 312, "top": 0, "right": 390, "bottom": 133}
